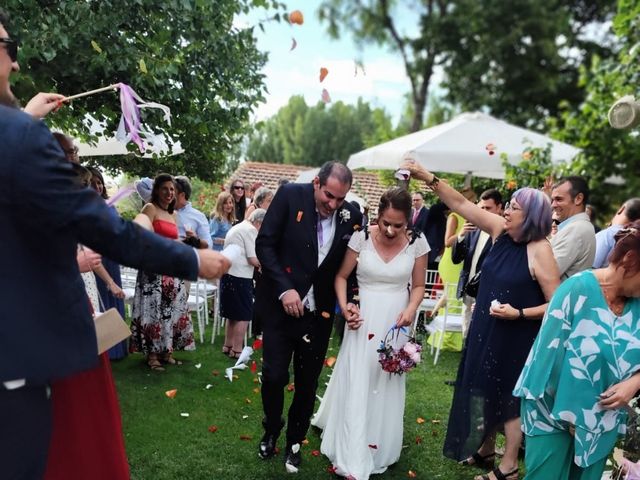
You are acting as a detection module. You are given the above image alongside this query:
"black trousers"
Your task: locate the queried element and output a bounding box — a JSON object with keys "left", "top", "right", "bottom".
{"left": 261, "top": 310, "right": 333, "bottom": 445}
{"left": 0, "top": 386, "right": 52, "bottom": 480}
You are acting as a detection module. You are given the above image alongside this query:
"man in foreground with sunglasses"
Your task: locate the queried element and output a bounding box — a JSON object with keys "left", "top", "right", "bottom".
{"left": 0, "top": 9, "right": 231, "bottom": 479}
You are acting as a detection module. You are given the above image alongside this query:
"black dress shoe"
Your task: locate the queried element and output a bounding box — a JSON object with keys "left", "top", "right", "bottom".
{"left": 258, "top": 432, "right": 278, "bottom": 459}
{"left": 284, "top": 443, "right": 302, "bottom": 473}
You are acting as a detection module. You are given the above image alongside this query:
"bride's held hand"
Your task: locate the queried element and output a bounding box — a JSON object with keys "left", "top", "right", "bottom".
{"left": 395, "top": 308, "right": 416, "bottom": 328}
{"left": 344, "top": 303, "right": 364, "bottom": 330}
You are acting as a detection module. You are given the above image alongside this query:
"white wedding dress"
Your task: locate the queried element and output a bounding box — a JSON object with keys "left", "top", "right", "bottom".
{"left": 312, "top": 230, "right": 429, "bottom": 479}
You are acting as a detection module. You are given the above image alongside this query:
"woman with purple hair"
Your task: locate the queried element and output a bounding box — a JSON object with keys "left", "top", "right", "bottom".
{"left": 403, "top": 159, "right": 560, "bottom": 480}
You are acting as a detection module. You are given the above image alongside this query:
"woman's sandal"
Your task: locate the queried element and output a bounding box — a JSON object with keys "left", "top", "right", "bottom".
{"left": 474, "top": 467, "right": 518, "bottom": 480}
{"left": 222, "top": 345, "right": 232, "bottom": 355}
{"left": 147, "top": 359, "right": 165, "bottom": 372}
{"left": 460, "top": 452, "right": 496, "bottom": 470}
{"left": 163, "top": 355, "right": 183, "bottom": 365}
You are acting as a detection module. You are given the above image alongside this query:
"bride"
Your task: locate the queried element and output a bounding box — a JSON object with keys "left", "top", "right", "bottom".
{"left": 312, "top": 187, "right": 428, "bottom": 479}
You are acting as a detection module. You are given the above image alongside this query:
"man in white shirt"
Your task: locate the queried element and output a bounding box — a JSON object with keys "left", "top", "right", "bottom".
{"left": 550, "top": 176, "right": 596, "bottom": 279}
{"left": 174, "top": 176, "right": 210, "bottom": 249}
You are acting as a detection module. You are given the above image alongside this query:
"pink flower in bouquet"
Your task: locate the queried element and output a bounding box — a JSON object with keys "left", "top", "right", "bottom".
{"left": 410, "top": 351, "right": 421, "bottom": 363}
{"left": 403, "top": 342, "right": 418, "bottom": 355}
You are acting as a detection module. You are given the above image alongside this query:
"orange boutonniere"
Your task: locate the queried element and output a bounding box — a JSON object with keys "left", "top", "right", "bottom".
{"left": 296, "top": 211, "right": 303, "bottom": 222}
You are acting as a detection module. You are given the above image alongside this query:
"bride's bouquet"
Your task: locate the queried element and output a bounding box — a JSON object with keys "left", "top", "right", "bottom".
{"left": 377, "top": 326, "right": 422, "bottom": 375}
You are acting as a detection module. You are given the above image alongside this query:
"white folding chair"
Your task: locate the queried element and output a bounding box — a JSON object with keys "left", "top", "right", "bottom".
{"left": 414, "top": 269, "right": 443, "bottom": 326}
{"left": 188, "top": 280, "right": 209, "bottom": 343}
{"left": 120, "top": 267, "right": 138, "bottom": 319}
{"left": 426, "top": 282, "right": 464, "bottom": 365}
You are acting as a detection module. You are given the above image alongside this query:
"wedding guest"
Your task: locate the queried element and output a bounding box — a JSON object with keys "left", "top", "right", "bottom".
{"left": 231, "top": 179, "right": 247, "bottom": 222}
{"left": 129, "top": 174, "right": 195, "bottom": 370}
{"left": 514, "top": 221, "right": 640, "bottom": 480}
{"left": 245, "top": 186, "right": 274, "bottom": 217}
{"left": 220, "top": 209, "right": 266, "bottom": 357}
{"left": 402, "top": 158, "right": 560, "bottom": 480}
{"left": 210, "top": 191, "right": 235, "bottom": 252}
{"left": 593, "top": 198, "right": 640, "bottom": 268}
{"left": 312, "top": 187, "right": 428, "bottom": 479}
{"left": 174, "top": 175, "right": 209, "bottom": 249}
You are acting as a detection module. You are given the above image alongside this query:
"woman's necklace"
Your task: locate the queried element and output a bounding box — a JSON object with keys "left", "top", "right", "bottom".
{"left": 599, "top": 275, "right": 626, "bottom": 316}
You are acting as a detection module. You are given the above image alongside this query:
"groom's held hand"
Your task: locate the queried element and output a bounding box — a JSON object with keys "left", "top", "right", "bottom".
{"left": 281, "top": 289, "right": 303, "bottom": 318}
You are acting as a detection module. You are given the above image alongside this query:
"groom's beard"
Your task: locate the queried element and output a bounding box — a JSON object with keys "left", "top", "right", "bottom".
{"left": 0, "top": 89, "right": 19, "bottom": 108}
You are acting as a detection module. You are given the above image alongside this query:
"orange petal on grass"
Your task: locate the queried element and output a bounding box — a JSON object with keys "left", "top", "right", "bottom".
{"left": 324, "top": 356, "right": 336, "bottom": 368}
{"left": 416, "top": 417, "right": 426, "bottom": 424}
{"left": 165, "top": 389, "right": 177, "bottom": 399}
{"left": 302, "top": 438, "right": 310, "bottom": 445}
{"left": 408, "top": 470, "right": 417, "bottom": 478}
{"left": 208, "top": 425, "right": 218, "bottom": 433}
{"left": 319, "top": 67, "right": 329, "bottom": 83}
{"left": 211, "top": 370, "right": 220, "bottom": 376}
{"left": 290, "top": 37, "right": 297, "bottom": 51}
{"left": 289, "top": 10, "right": 304, "bottom": 25}
{"left": 321, "top": 88, "right": 331, "bottom": 104}
{"left": 287, "top": 383, "right": 295, "bottom": 392}
{"left": 239, "top": 434, "right": 252, "bottom": 441}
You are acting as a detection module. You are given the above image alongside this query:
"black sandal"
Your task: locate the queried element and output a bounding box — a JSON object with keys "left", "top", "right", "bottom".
{"left": 475, "top": 467, "right": 518, "bottom": 480}
{"left": 460, "top": 452, "right": 496, "bottom": 470}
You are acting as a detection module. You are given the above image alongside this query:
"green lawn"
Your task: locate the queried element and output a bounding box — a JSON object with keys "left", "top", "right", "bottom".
{"left": 112, "top": 327, "right": 493, "bottom": 479}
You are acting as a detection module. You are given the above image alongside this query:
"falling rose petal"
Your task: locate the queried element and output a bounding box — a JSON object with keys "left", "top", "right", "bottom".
{"left": 321, "top": 88, "right": 331, "bottom": 104}
{"left": 489, "top": 150, "right": 495, "bottom": 155}
{"left": 180, "top": 412, "right": 189, "bottom": 417}
{"left": 287, "top": 383, "right": 295, "bottom": 392}
{"left": 408, "top": 470, "right": 417, "bottom": 478}
{"left": 252, "top": 338, "right": 263, "bottom": 350}
{"left": 325, "top": 356, "right": 336, "bottom": 368}
{"left": 416, "top": 417, "right": 426, "bottom": 424}
{"left": 285, "top": 266, "right": 292, "bottom": 274}
{"left": 289, "top": 10, "right": 304, "bottom": 25}
{"left": 368, "top": 444, "right": 378, "bottom": 449}
{"left": 485, "top": 143, "right": 496, "bottom": 151}
{"left": 311, "top": 449, "right": 320, "bottom": 457}
{"left": 165, "top": 389, "right": 177, "bottom": 399}
{"left": 302, "top": 334, "right": 311, "bottom": 343}
{"left": 290, "top": 37, "right": 297, "bottom": 51}
{"left": 319, "top": 67, "right": 329, "bottom": 83}
{"left": 208, "top": 425, "right": 218, "bottom": 433}
{"left": 296, "top": 210, "right": 303, "bottom": 222}
{"left": 368, "top": 333, "right": 375, "bottom": 340}
{"left": 239, "top": 434, "right": 252, "bottom": 441}
{"left": 250, "top": 360, "right": 257, "bottom": 373}
{"left": 195, "top": 363, "right": 202, "bottom": 369}
{"left": 415, "top": 436, "right": 423, "bottom": 444}
{"left": 321, "top": 311, "right": 331, "bottom": 319}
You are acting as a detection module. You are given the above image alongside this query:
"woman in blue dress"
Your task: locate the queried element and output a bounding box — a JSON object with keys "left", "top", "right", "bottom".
{"left": 403, "top": 159, "right": 560, "bottom": 480}
{"left": 209, "top": 191, "right": 235, "bottom": 252}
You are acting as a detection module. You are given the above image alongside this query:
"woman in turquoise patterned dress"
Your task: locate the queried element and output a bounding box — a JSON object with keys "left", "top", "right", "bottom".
{"left": 514, "top": 221, "right": 640, "bottom": 479}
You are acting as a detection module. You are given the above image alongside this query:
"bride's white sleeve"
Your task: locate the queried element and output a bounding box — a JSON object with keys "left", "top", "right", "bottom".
{"left": 347, "top": 229, "right": 366, "bottom": 253}
{"left": 414, "top": 235, "right": 430, "bottom": 257}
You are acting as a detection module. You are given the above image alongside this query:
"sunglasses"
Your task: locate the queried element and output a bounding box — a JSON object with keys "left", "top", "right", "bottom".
{"left": 233, "top": 185, "right": 244, "bottom": 190}
{"left": 0, "top": 38, "right": 18, "bottom": 62}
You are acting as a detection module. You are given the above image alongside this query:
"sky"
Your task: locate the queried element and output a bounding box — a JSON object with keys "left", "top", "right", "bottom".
{"left": 239, "top": 0, "right": 423, "bottom": 123}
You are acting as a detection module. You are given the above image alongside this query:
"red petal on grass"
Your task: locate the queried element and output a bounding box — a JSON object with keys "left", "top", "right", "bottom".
{"left": 311, "top": 450, "right": 320, "bottom": 457}
{"left": 324, "top": 356, "right": 336, "bottom": 368}
{"left": 408, "top": 470, "right": 417, "bottom": 478}
{"left": 208, "top": 425, "right": 218, "bottom": 433}
{"left": 250, "top": 361, "right": 257, "bottom": 373}
{"left": 239, "top": 435, "right": 252, "bottom": 441}
{"left": 165, "top": 389, "right": 177, "bottom": 398}
{"left": 327, "top": 465, "right": 338, "bottom": 474}
{"left": 252, "top": 338, "right": 263, "bottom": 350}
{"left": 415, "top": 436, "right": 422, "bottom": 444}
{"left": 319, "top": 67, "right": 329, "bottom": 83}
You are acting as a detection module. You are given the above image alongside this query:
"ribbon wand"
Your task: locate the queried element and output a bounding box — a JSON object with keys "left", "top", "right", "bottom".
{"left": 62, "top": 83, "right": 119, "bottom": 102}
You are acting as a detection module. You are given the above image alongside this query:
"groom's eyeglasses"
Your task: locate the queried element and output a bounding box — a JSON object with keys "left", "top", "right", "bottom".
{"left": 0, "top": 38, "right": 19, "bottom": 62}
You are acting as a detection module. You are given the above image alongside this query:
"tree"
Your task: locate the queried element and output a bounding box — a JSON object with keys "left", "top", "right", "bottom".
{"left": 6, "top": 0, "right": 285, "bottom": 180}
{"left": 317, "top": 0, "right": 615, "bottom": 132}
{"left": 548, "top": 0, "right": 640, "bottom": 217}
{"left": 245, "top": 96, "right": 396, "bottom": 166}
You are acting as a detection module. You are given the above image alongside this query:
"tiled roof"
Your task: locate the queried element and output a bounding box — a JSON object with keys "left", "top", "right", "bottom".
{"left": 227, "top": 162, "right": 389, "bottom": 211}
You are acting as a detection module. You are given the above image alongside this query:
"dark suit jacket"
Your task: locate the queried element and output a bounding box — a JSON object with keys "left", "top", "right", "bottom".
{"left": 451, "top": 229, "right": 491, "bottom": 298}
{"left": 255, "top": 183, "right": 362, "bottom": 323}
{"left": 410, "top": 207, "right": 428, "bottom": 236}
{"left": 0, "top": 106, "right": 199, "bottom": 384}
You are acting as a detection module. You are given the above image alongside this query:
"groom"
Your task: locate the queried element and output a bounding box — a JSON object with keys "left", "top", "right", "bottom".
{"left": 255, "top": 161, "right": 362, "bottom": 473}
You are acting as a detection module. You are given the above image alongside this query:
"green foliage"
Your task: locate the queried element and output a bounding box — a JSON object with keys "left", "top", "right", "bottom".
{"left": 548, "top": 0, "right": 640, "bottom": 218}
{"left": 502, "top": 143, "right": 559, "bottom": 195}
{"left": 5, "top": 0, "right": 285, "bottom": 180}
{"left": 317, "top": 0, "right": 616, "bottom": 131}
{"left": 245, "top": 96, "right": 397, "bottom": 166}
